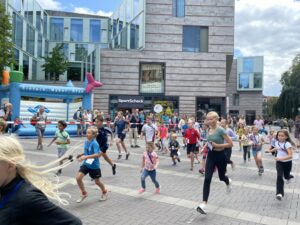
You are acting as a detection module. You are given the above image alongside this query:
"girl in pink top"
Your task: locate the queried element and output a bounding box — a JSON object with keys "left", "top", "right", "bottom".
{"left": 139, "top": 142, "right": 160, "bottom": 194}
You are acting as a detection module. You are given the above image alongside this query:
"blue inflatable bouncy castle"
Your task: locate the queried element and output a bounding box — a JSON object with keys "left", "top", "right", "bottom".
{"left": 0, "top": 71, "right": 102, "bottom": 136}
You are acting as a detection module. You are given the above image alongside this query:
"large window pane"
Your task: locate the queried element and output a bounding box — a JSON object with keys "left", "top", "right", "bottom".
{"left": 32, "top": 59, "right": 37, "bottom": 80}
{"left": 239, "top": 73, "right": 250, "bottom": 89}
{"left": 14, "top": 49, "right": 19, "bottom": 70}
{"left": 67, "top": 62, "right": 82, "bottom": 81}
{"left": 50, "top": 18, "right": 64, "bottom": 41}
{"left": 254, "top": 73, "right": 262, "bottom": 88}
{"left": 75, "top": 44, "right": 88, "bottom": 61}
{"left": 38, "top": 34, "right": 43, "bottom": 58}
{"left": 183, "top": 26, "right": 208, "bottom": 53}
{"left": 175, "top": 0, "right": 185, "bottom": 17}
{"left": 24, "top": 0, "right": 34, "bottom": 25}
{"left": 13, "top": 13, "right": 23, "bottom": 48}
{"left": 26, "top": 25, "right": 35, "bottom": 55}
{"left": 36, "top": 5, "right": 42, "bottom": 31}
{"left": 140, "top": 63, "right": 165, "bottom": 94}
{"left": 243, "top": 58, "right": 253, "bottom": 73}
{"left": 90, "top": 20, "right": 101, "bottom": 42}
{"left": 71, "top": 19, "right": 83, "bottom": 42}
{"left": 23, "top": 54, "right": 29, "bottom": 80}
{"left": 43, "top": 12, "right": 48, "bottom": 37}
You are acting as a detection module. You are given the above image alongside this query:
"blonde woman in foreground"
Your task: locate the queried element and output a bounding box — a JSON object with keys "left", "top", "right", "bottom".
{"left": 0, "top": 136, "right": 82, "bottom": 225}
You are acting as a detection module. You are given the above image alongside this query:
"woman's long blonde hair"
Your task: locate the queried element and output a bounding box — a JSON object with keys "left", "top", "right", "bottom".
{"left": 0, "top": 136, "right": 76, "bottom": 205}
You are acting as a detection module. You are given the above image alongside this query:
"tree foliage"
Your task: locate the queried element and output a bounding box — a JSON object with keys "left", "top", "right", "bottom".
{"left": 41, "top": 44, "right": 69, "bottom": 81}
{"left": 274, "top": 53, "right": 300, "bottom": 118}
{"left": 0, "top": 2, "right": 14, "bottom": 71}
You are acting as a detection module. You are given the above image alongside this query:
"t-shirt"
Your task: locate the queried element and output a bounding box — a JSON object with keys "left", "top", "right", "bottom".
{"left": 142, "top": 123, "right": 158, "bottom": 142}
{"left": 158, "top": 126, "right": 168, "bottom": 139}
{"left": 161, "top": 115, "right": 169, "bottom": 125}
{"left": 207, "top": 127, "right": 226, "bottom": 144}
{"left": 184, "top": 128, "right": 200, "bottom": 144}
{"left": 83, "top": 139, "right": 101, "bottom": 169}
{"left": 36, "top": 112, "right": 47, "bottom": 129}
{"left": 143, "top": 151, "right": 158, "bottom": 171}
{"left": 250, "top": 133, "right": 263, "bottom": 150}
{"left": 275, "top": 141, "right": 292, "bottom": 162}
{"left": 54, "top": 130, "right": 70, "bottom": 149}
{"left": 169, "top": 140, "right": 179, "bottom": 151}
{"left": 254, "top": 119, "right": 264, "bottom": 129}
{"left": 96, "top": 127, "right": 112, "bottom": 151}
{"left": 115, "top": 119, "right": 127, "bottom": 135}
{"left": 129, "top": 114, "right": 139, "bottom": 128}
{"left": 139, "top": 114, "right": 145, "bottom": 124}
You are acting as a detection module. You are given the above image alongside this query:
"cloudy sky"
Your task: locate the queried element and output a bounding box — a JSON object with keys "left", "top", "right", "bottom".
{"left": 36, "top": 0, "right": 300, "bottom": 96}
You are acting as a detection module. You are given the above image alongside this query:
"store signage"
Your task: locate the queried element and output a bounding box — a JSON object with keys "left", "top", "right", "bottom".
{"left": 117, "top": 96, "right": 144, "bottom": 108}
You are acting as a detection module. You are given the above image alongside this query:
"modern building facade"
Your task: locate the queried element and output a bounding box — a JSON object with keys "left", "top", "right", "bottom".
{"left": 2, "top": 0, "right": 109, "bottom": 82}
{"left": 227, "top": 56, "right": 264, "bottom": 124}
{"left": 95, "top": 0, "right": 235, "bottom": 118}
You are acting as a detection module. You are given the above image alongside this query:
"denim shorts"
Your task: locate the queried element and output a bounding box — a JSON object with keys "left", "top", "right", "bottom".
{"left": 252, "top": 147, "right": 262, "bottom": 157}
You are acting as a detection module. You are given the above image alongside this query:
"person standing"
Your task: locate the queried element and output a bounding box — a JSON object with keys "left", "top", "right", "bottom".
{"left": 74, "top": 107, "right": 83, "bottom": 136}
{"left": 138, "top": 110, "right": 145, "bottom": 136}
{"left": 294, "top": 115, "right": 300, "bottom": 148}
{"left": 35, "top": 106, "right": 47, "bottom": 150}
{"left": 196, "top": 111, "right": 233, "bottom": 215}
{"left": 128, "top": 109, "right": 140, "bottom": 148}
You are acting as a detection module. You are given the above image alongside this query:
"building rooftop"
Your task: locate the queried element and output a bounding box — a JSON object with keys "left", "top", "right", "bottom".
{"left": 45, "top": 10, "right": 109, "bottom": 19}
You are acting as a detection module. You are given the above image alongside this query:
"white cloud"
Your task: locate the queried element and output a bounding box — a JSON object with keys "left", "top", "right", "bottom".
{"left": 235, "top": 0, "right": 300, "bottom": 96}
{"left": 36, "top": 0, "right": 62, "bottom": 10}
{"left": 73, "top": 7, "right": 113, "bottom": 17}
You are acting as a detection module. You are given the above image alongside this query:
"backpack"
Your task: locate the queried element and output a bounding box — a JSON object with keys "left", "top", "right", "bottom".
{"left": 73, "top": 111, "right": 82, "bottom": 120}
{"left": 73, "top": 111, "right": 78, "bottom": 120}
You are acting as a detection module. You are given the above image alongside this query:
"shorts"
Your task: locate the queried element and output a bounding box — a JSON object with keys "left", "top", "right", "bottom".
{"left": 58, "top": 148, "right": 67, "bottom": 158}
{"left": 36, "top": 127, "right": 45, "bottom": 137}
{"left": 117, "top": 133, "right": 126, "bottom": 141}
{"left": 101, "top": 147, "right": 108, "bottom": 154}
{"left": 252, "top": 147, "right": 262, "bottom": 157}
{"left": 170, "top": 150, "right": 178, "bottom": 157}
{"left": 187, "top": 143, "right": 197, "bottom": 155}
{"left": 79, "top": 165, "right": 101, "bottom": 179}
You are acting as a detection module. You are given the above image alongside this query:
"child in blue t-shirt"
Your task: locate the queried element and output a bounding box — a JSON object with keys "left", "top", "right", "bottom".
{"left": 76, "top": 126, "right": 108, "bottom": 203}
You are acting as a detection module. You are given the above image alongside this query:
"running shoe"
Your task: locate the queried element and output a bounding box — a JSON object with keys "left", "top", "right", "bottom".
{"left": 260, "top": 166, "right": 264, "bottom": 173}
{"left": 126, "top": 152, "right": 130, "bottom": 160}
{"left": 131, "top": 145, "right": 134, "bottom": 148}
{"left": 68, "top": 155, "right": 74, "bottom": 162}
{"left": 172, "top": 162, "right": 177, "bottom": 166}
{"left": 55, "top": 169, "right": 62, "bottom": 176}
{"left": 100, "top": 192, "right": 108, "bottom": 201}
{"left": 276, "top": 194, "right": 283, "bottom": 201}
{"left": 138, "top": 188, "right": 145, "bottom": 194}
{"left": 196, "top": 203, "right": 207, "bottom": 215}
{"left": 135, "top": 145, "right": 140, "bottom": 148}
{"left": 117, "top": 154, "right": 122, "bottom": 160}
{"left": 112, "top": 164, "right": 117, "bottom": 175}
{"left": 155, "top": 187, "right": 161, "bottom": 194}
{"left": 226, "top": 178, "right": 232, "bottom": 193}
{"left": 190, "top": 167, "right": 193, "bottom": 171}
{"left": 76, "top": 194, "right": 88, "bottom": 203}
{"left": 177, "top": 158, "right": 181, "bottom": 162}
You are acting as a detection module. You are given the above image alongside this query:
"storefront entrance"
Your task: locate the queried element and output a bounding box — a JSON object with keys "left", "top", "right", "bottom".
{"left": 196, "top": 97, "right": 226, "bottom": 121}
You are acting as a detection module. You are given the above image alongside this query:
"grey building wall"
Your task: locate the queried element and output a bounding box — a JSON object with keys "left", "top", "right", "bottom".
{"left": 94, "top": 0, "right": 235, "bottom": 115}
{"left": 227, "top": 59, "right": 263, "bottom": 117}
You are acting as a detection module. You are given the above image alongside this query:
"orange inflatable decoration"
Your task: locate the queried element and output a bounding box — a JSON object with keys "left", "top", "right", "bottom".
{"left": 2, "top": 70, "right": 10, "bottom": 85}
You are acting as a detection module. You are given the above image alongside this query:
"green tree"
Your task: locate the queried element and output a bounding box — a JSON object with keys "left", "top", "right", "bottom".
{"left": 274, "top": 53, "right": 300, "bottom": 118}
{"left": 41, "top": 44, "right": 69, "bottom": 81}
{"left": 0, "top": 2, "right": 14, "bottom": 72}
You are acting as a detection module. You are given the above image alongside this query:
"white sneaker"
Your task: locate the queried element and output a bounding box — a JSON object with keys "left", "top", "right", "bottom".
{"left": 226, "top": 178, "right": 232, "bottom": 194}
{"left": 196, "top": 203, "right": 207, "bottom": 215}
{"left": 100, "top": 192, "right": 108, "bottom": 201}
{"left": 76, "top": 194, "right": 87, "bottom": 203}
{"left": 276, "top": 194, "right": 283, "bottom": 201}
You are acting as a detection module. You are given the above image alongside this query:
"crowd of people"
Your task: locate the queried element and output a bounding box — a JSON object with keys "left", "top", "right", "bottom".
{"left": 1, "top": 103, "right": 300, "bottom": 223}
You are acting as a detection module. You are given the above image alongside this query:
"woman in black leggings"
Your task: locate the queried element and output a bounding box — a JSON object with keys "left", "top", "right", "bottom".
{"left": 197, "top": 112, "right": 233, "bottom": 215}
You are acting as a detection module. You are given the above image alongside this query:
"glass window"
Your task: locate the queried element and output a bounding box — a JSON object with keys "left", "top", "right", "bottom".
{"left": 43, "top": 12, "right": 48, "bottom": 37}
{"left": 45, "top": 40, "right": 49, "bottom": 56}
{"left": 174, "top": 0, "right": 185, "bottom": 17}
{"left": 62, "top": 44, "right": 69, "bottom": 60}
{"left": 126, "top": 0, "right": 132, "bottom": 22}
{"left": 233, "top": 94, "right": 239, "bottom": 106}
{"left": 50, "top": 18, "right": 64, "bottom": 41}
{"left": 130, "top": 16, "right": 141, "bottom": 49}
{"left": 133, "top": 0, "right": 141, "bottom": 17}
{"left": 13, "top": 13, "right": 23, "bottom": 48}
{"left": 239, "top": 73, "right": 250, "bottom": 89}
{"left": 13, "top": 49, "right": 19, "bottom": 70}
{"left": 183, "top": 26, "right": 208, "bottom": 53}
{"left": 71, "top": 19, "right": 83, "bottom": 42}
{"left": 140, "top": 63, "right": 165, "bottom": 94}
{"left": 24, "top": 0, "right": 34, "bottom": 25}
{"left": 243, "top": 58, "right": 253, "bottom": 73}
{"left": 90, "top": 20, "right": 101, "bottom": 43}
{"left": 38, "top": 34, "right": 43, "bottom": 58}
{"left": 75, "top": 44, "right": 88, "bottom": 61}
{"left": 26, "top": 25, "right": 35, "bottom": 55}
{"left": 36, "top": 6, "right": 42, "bottom": 31}
{"left": 32, "top": 59, "right": 37, "bottom": 80}
{"left": 67, "top": 62, "right": 82, "bottom": 81}
{"left": 23, "top": 54, "right": 29, "bottom": 81}
{"left": 254, "top": 73, "right": 263, "bottom": 88}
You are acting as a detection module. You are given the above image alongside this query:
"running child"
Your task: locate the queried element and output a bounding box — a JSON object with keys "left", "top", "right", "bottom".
{"left": 184, "top": 118, "right": 200, "bottom": 171}
{"left": 268, "top": 130, "right": 294, "bottom": 200}
{"left": 241, "top": 126, "right": 251, "bottom": 163}
{"left": 48, "top": 120, "right": 72, "bottom": 176}
{"left": 76, "top": 126, "right": 108, "bottom": 203}
{"left": 158, "top": 122, "right": 168, "bottom": 154}
{"left": 236, "top": 123, "right": 245, "bottom": 152}
{"left": 139, "top": 142, "right": 160, "bottom": 194}
{"left": 199, "top": 123, "right": 209, "bottom": 175}
{"left": 169, "top": 133, "right": 180, "bottom": 166}
{"left": 250, "top": 126, "right": 265, "bottom": 175}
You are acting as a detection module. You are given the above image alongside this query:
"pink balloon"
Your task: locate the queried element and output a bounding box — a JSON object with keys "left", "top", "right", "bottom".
{"left": 85, "top": 73, "right": 103, "bottom": 93}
